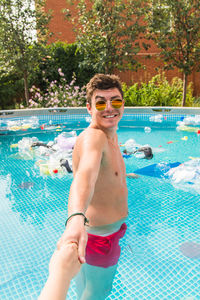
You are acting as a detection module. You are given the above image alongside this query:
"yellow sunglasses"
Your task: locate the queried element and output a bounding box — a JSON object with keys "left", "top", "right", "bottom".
{"left": 95, "top": 99, "right": 123, "bottom": 111}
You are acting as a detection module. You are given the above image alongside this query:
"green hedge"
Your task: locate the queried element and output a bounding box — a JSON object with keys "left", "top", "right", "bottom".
{"left": 123, "top": 73, "right": 195, "bottom": 107}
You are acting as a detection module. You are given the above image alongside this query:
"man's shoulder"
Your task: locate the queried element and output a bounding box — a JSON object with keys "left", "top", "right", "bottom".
{"left": 81, "top": 127, "right": 107, "bottom": 142}
{"left": 75, "top": 128, "right": 107, "bottom": 154}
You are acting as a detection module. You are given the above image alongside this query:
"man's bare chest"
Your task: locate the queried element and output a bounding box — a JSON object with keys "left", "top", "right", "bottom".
{"left": 101, "top": 148, "right": 126, "bottom": 182}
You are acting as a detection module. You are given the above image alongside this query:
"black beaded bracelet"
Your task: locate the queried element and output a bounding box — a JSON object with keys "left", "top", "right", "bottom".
{"left": 65, "top": 212, "right": 89, "bottom": 227}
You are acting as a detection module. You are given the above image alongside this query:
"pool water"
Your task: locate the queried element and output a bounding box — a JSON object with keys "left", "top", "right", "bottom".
{"left": 0, "top": 114, "right": 200, "bottom": 299}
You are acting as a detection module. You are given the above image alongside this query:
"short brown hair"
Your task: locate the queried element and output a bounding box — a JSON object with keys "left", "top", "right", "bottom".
{"left": 86, "top": 74, "right": 123, "bottom": 105}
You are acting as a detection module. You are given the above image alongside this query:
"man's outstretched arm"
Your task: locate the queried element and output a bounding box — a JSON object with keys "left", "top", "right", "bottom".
{"left": 57, "top": 129, "right": 106, "bottom": 263}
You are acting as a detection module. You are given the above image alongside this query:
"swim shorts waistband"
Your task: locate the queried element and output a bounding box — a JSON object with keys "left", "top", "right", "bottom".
{"left": 86, "top": 216, "right": 128, "bottom": 236}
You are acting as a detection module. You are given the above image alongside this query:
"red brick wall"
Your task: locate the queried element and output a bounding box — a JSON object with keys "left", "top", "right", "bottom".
{"left": 45, "top": 0, "right": 75, "bottom": 43}
{"left": 45, "top": 0, "right": 200, "bottom": 96}
{"left": 116, "top": 55, "right": 199, "bottom": 96}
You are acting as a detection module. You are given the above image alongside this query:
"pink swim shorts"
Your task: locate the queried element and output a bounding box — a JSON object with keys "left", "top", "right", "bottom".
{"left": 85, "top": 223, "right": 127, "bottom": 268}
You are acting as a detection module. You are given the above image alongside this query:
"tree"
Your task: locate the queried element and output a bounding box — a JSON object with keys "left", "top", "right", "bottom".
{"left": 64, "top": 0, "right": 149, "bottom": 74}
{"left": 0, "top": 0, "right": 51, "bottom": 106}
{"left": 146, "top": 0, "right": 200, "bottom": 106}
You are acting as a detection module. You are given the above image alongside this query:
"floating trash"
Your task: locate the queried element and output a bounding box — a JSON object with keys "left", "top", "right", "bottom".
{"left": 123, "top": 139, "right": 153, "bottom": 160}
{"left": 7, "top": 116, "right": 39, "bottom": 131}
{"left": 10, "top": 132, "right": 76, "bottom": 177}
{"left": 176, "top": 125, "right": 200, "bottom": 133}
{"left": 55, "top": 132, "right": 76, "bottom": 151}
{"left": 144, "top": 126, "right": 151, "bottom": 133}
{"left": 149, "top": 114, "right": 163, "bottom": 123}
{"left": 176, "top": 115, "right": 200, "bottom": 133}
{"left": 166, "top": 159, "right": 200, "bottom": 194}
{"left": 178, "top": 115, "right": 200, "bottom": 126}
{"left": 124, "top": 139, "right": 140, "bottom": 153}
{"left": 181, "top": 136, "right": 188, "bottom": 141}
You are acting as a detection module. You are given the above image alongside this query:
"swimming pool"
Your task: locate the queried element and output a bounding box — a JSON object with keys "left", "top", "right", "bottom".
{"left": 0, "top": 109, "right": 200, "bottom": 299}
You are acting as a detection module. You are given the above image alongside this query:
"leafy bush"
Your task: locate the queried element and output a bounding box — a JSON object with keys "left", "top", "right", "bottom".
{"left": 30, "top": 42, "right": 95, "bottom": 91}
{"left": 0, "top": 72, "right": 24, "bottom": 109}
{"left": 0, "top": 42, "right": 95, "bottom": 109}
{"left": 28, "top": 69, "right": 86, "bottom": 108}
{"left": 193, "top": 97, "right": 200, "bottom": 107}
{"left": 123, "top": 73, "right": 195, "bottom": 106}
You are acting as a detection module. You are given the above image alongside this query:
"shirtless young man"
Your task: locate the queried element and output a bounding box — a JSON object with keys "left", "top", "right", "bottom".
{"left": 58, "top": 74, "right": 128, "bottom": 299}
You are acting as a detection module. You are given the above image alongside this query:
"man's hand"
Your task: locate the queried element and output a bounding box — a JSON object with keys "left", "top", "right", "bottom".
{"left": 57, "top": 216, "right": 88, "bottom": 264}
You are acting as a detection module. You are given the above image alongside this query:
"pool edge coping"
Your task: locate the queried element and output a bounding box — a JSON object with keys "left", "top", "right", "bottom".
{"left": 1, "top": 106, "right": 200, "bottom": 119}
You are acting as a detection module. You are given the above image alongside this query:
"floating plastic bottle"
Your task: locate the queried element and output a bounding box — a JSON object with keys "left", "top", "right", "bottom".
{"left": 144, "top": 127, "right": 151, "bottom": 133}
{"left": 149, "top": 114, "right": 163, "bottom": 123}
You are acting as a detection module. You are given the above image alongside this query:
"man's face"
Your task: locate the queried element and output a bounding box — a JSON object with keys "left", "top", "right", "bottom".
{"left": 87, "top": 88, "right": 124, "bottom": 130}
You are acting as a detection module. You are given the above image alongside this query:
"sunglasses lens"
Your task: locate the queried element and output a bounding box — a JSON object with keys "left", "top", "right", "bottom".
{"left": 95, "top": 99, "right": 123, "bottom": 111}
{"left": 96, "top": 101, "right": 106, "bottom": 111}
{"left": 111, "top": 99, "right": 123, "bottom": 109}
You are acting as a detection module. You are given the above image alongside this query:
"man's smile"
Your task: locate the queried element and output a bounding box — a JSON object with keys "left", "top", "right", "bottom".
{"left": 103, "top": 113, "right": 119, "bottom": 119}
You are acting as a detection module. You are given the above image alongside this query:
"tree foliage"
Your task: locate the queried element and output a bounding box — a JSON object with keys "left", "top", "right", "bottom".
{"left": 31, "top": 42, "right": 95, "bottom": 90}
{"left": 64, "top": 0, "right": 149, "bottom": 74}
{"left": 145, "top": 0, "right": 200, "bottom": 106}
{"left": 0, "top": 0, "right": 51, "bottom": 105}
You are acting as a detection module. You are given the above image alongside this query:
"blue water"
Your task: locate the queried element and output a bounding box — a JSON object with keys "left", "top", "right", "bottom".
{"left": 0, "top": 114, "right": 200, "bottom": 299}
